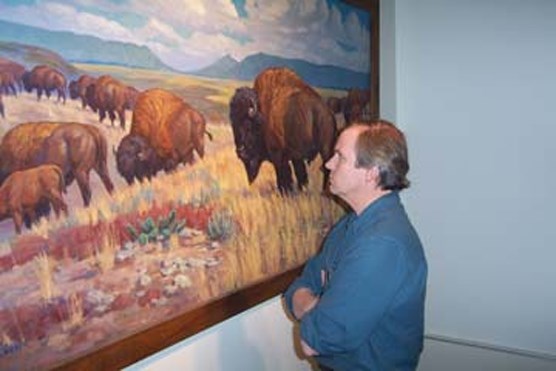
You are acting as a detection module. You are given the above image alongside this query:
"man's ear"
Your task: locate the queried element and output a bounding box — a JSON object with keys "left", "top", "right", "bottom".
{"left": 365, "top": 166, "right": 380, "bottom": 184}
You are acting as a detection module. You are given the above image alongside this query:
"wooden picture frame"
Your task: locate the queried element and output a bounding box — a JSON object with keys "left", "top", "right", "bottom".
{"left": 0, "top": 1, "right": 379, "bottom": 369}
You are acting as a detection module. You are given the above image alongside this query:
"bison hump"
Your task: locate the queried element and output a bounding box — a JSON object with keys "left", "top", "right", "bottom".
{"left": 130, "top": 89, "right": 187, "bottom": 159}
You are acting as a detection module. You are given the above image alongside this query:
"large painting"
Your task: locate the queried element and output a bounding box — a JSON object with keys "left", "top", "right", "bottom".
{"left": 0, "top": 0, "right": 375, "bottom": 368}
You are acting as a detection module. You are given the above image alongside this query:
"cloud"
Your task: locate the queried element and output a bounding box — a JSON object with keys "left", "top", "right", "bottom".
{"left": 0, "top": 0, "right": 370, "bottom": 72}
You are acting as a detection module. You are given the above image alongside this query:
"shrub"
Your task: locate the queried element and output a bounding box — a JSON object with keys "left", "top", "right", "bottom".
{"left": 207, "top": 209, "right": 235, "bottom": 241}
{"left": 126, "top": 209, "right": 186, "bottom": 246}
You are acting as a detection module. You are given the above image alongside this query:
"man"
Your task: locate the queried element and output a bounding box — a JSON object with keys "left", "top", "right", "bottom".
{"left": 284, "top": 120, "right": 427, "bottom": 371}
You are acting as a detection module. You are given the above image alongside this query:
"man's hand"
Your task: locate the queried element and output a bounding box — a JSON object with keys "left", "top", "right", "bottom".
{"left": 292, "top": 287, "right": 319, "bottom": 320}
{"left": 301, "top": 339, "right": 319, "bottom": 356}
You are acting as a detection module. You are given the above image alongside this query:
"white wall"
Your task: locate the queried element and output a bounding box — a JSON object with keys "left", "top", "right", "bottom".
{"left": 128, "top": 1, "right": 556, "bottom": 369}
{"left": 393, "top": 0, "right": 556, "bottom": 356}
{"left": 126, "top": 297, "right": 310, "bottom": 371}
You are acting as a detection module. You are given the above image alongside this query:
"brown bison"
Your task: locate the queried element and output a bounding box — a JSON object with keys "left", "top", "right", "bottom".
{"left": 0, "top": 122, "right": 114, "bottom": 207}
{"left": 116, "top": 88, "right": 212, "bottom": 184}
{"left": 0, "top": 58, "right": 26, "bottom": 93}
{"left": 22, "top": 65, "right": 67, "bottom": 103}
{"left": 0, "top": 71, "right": 18, "bottom": 95}
{"left": 69, "top": 74, "right": 96, "bottom": 109}
{"left": 343, "top": 88, "right": 371, "bottom": 124}
{"left": 86, "top": 75, "right": 138, "bottom": 129}
{"left": 0, "top": 164, "right": 68, "bottom": 234}
{"left": 230, "top": 67, "right": 337, "bottom": 193}
{"left": 115, "top": 134, "right": 162, "bottom": 185}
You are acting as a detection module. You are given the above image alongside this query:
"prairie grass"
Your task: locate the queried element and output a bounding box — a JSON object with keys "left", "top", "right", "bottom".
{"left": 62, "top": 292, "right": 84, "bottom": 331}
{"left": 32, "top": 252, "right": 57, "bottom": 302}
{"left": 94, "top": 226, "right": 118, "bottom": 272}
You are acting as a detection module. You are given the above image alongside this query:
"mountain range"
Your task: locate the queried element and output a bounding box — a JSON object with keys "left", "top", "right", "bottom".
{"left": 0, "top": 19, "right": 369, "bottom": 90}
{"left": 191, "top": 53, "right": 369, "bottom": 90}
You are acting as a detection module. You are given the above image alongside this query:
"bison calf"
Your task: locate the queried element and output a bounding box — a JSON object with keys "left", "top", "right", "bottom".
{"left": 0, "top": 164, "right": 68, "bottom": 234}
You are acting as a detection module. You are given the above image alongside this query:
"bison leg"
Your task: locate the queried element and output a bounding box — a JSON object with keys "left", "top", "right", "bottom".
{"left": 50, "top": 195, "right": 68, "bottom": 218}
{"left": 75, "top": 171, "right": 92, "bottom": 207}
{"left": 108, "top": 110, "right": 116, "bottom": 126}
{"left": 58, "top": 89, "right": 66, "bottom": 104}
{"left": 36, "top": 89, "right": 43, "bottom": 101}
{"left": 12, "top": 211, "right": 24, "bottom": 234}
{"left": 292, "top": 159, "right": 308, "bottom": 190}
{"left": 99, "top": 109, "right": 107, "bottom": 123}
{"left": 95, "top": 167, "right": 114, "bottom": 195}
{"left": 117, "top": 109, "right": 126, "bottom": 130}
{"left": 272, "top": 158, "right": 294, "bottom": 194}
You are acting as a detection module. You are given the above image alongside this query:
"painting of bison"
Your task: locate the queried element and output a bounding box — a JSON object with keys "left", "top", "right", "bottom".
{"left": 230, "top": 67, "right": 337, "bottom": 193}
{"left": 0, "top": 164, "right": 67, "bottom": 234}
{"left": 0, "top": 0, "right": 375, "bottom": 368}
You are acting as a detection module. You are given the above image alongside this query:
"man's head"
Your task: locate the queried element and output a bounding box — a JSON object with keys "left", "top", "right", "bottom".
{"left": 325, "top": 120, "right": 410, "bottom": 211}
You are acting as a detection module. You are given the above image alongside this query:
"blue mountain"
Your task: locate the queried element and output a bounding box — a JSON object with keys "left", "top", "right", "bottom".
{"left": 191, "top": 52, "right": 370, "bottom": 91}
{"left": 0, "top": 19, "right": 173, "bottom": 72}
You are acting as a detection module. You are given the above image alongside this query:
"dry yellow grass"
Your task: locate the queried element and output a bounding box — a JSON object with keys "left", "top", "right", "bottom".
{"left": 62, "top": 292, "right": 84, "bottom": 331}
{"left": 32, "top": 252, "right": 57, "bottom": 302}
{"left": 95, "top": 226, "right": 118, "bottom": 272}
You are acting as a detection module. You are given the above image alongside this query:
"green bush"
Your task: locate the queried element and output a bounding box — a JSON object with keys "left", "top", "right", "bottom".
{"left": 127, "top": 209, "right": 186, "bottom": 246}
{"left": 206, "top": 209, "right": 235, "bottom": 241}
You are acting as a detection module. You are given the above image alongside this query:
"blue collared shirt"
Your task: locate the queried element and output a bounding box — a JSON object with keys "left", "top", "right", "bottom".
{"left": 284, "top": 192, "right": 427, "bottom": 371}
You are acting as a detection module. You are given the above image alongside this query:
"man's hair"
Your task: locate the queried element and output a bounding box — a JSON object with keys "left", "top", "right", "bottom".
{"left": 353, "top": 119, "right": 410, "bottom": 190}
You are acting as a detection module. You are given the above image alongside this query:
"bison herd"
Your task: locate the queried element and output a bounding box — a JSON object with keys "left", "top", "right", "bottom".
{"left": 0, "top": 56, "right": 371, "bottom": 235}
{"left": 0, "top": 56, "right": 216, "bottom": 234}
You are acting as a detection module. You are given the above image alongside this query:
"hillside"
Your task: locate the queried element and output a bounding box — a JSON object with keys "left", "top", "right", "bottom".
{"left": 0, "top": 19, "right": 173, "bottom": 72}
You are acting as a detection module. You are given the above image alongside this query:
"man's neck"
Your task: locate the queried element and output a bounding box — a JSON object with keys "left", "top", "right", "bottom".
{"left": 352, "top": 189, "right": 391, "bottom": 215}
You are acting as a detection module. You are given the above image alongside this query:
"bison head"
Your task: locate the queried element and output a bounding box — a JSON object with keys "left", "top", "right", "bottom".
{"left": 229, "top": 87, "right": 267, "bottom": 184}
{"left": 116, "top": 134, "right": 160, "bottom": 185}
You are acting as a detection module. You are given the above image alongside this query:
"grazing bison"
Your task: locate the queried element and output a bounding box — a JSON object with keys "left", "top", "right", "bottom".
{"left": 0, "top": 164, "right": 68, "bottom": 234}
{"left": 0, "top": 122, "right": 114, "bottom": 207}
{"left": 0, "top": 58, "right": 26, "bottom": 93}
{"left": 116, "top": 88, "right": 211, "bottom": 184}
{"left": 115, "top": 134, "right": 161, "bottom": 185}
{"left": 86, "top": 75, "right": 138, "bottom": 129}
{"left": 22, "top": 65, "right": 67, "bottom": 103}
{"left": 69, "top": 74, "right": 96, "bottom": 109}
{"left": 230, "top": 67, "right": 337, "bottom": 193}
{"left": 0, "top": 71, "right": 18, "bottom": 96}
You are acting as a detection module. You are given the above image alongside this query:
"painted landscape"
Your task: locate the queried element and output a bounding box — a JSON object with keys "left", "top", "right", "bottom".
{"left": 0, "top": 1, "right": 372, "bottom": 368}
{"left": 0, "top": 60, "right": 351, "bottom": 368}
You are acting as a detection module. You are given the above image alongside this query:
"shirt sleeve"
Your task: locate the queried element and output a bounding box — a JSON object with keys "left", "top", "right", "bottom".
{"left": 283, "top": 251, "right": 325, "bottom": 317}
{"left": 299, "top": 236, "right": 407, "bottom": 354}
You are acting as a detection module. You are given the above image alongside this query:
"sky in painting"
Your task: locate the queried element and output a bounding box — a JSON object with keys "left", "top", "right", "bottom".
{"left": 0, "top": 0, "right": 370, "bottom": 72}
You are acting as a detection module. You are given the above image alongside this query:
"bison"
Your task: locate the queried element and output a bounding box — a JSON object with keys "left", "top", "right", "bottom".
{"left": 343, "top": 88, "right": 372, "bottom": 124}
{"left": 230, "top": 67, "right": 337, "bottom": 193}
{"left": 0, "top": 164, "right": 68, "bottom": 234}
{"left": 22, "top": 65, "right": 67, "bottom": 103}
{"left": 0, "top": 122, "right": 114, "bottom": 207}
{"left": 69, "top": 74, "right": 96, "bottom": 110}
{"left": 0, "top": 58, "right": 26, "bottom": 93}
{"left": 115, "top": 134, "right": 162, "bottom": 185}
{"left": 115, "top": 88, "right": 212, "bottom": 184}
{"left": 86, "top": 75, "right": 138, "bottom": 129}
{"left": 0, "top": 71, "right": 18, "bottom": 96}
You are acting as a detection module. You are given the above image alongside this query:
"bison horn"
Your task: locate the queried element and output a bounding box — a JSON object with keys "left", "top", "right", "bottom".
{"left": 248, "top": 97, "right": 258, "bottom": 118}
{"left": 205, "top": 130, "right": 213, "bottom": 141}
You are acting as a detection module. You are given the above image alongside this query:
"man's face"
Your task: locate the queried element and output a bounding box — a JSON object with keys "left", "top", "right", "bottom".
{"left": 325, "top": 127, "right": 368, "bottom": 199}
